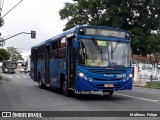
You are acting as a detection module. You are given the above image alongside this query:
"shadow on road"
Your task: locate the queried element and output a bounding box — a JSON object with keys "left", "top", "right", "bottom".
{"left": 34, "top": 85, "right": 129, "bottom": 101}
{"left": 0, "top": 76, "right": 10, "bottom": 83}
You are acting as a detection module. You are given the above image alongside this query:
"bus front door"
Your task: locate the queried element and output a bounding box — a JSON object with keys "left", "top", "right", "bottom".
{"left": 67, "top": 37, "right": 76, "bottom": 89}
{"left": 45, "top": 45, "right": 50, "bottom": 86}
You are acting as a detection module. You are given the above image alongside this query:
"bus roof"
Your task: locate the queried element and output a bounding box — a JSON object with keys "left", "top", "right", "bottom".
{"left": 31, "top": 25, "right": 130, "bottom": 49}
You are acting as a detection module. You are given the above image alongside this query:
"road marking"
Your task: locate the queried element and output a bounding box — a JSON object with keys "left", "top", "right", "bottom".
{"left": 0, "top": 80, "right": 7, "bottom": 83}
{"left": 22, "top": 76, "right": 28, "bottom": 79}
{"left": 133, "top": 89, "right": 160, "bottom": 95}
{"left": 16, "top": 76, "right": 20, "bottom": 78}
{"left": 8, "top": 76, "right": 13, "bottom": 79}
{"left": 114, "top": 93, "right": 160, "bottom": 103}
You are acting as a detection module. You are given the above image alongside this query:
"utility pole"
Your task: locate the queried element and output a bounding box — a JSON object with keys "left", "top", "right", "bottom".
{"left": 0, "top": 31, "right": 36, "bottom": 47}
{"left": 0, "top": 0, "right": 24, "bottom": 47}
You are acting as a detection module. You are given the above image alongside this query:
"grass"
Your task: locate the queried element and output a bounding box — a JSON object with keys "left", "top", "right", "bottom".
{"left": 145, "top": 81, "right": 160, "bottom": 89}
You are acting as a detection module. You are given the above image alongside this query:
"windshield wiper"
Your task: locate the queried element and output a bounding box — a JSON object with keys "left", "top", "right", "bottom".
{"left": 92, "top": 39, "right": 104, "bottom": 62}
{"left": 111, "top": 40, "right": 121, "bottom": 53}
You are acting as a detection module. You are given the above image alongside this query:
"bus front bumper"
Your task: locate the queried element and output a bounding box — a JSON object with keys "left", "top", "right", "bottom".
{"left": 76, "top": 76, "right": 132, "bottom": 91}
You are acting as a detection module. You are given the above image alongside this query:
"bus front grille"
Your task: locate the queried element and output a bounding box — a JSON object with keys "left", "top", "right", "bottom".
{"left": 88, "top": 68, "right": 126, "bottom": 74}
{"left": 93, "top": 78, "right": 122, "bottom": 81}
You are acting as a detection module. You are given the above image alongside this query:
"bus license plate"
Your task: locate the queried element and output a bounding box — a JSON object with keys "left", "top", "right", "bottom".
{"left": 104, "top": 84, "right": 114, "bottom": 87}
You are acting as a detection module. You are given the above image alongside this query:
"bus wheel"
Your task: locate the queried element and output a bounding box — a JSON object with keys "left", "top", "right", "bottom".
{"left": 38, "top": 75, "right": 45, "bottom": 89}
{"left": 62, "top": 81, "right": 71, "bottom": 97}
{"left": 103, "top": 90, "right": 113, "bottom": 97}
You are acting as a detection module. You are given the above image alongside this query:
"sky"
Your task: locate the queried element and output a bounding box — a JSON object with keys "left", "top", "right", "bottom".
{"left": 0, "top": 0, "right": 72, "bottom": 59}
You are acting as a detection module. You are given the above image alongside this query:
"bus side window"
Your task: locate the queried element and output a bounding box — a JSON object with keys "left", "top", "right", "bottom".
{"left": 60, "top": 37, "right": 66, "bottom": 48}
{"left": 37, "top": 47, "right": 40, "bottom": 61}
{"left": 41, "top": 46, "right": 44, "bottom": 60}
{"left": 31, "top": 49, "right": 34, "bottom": 62}
{"left": 51, "top": 41, "right": 58, "bottom": 60}
{"left": 58, "top": 38, "right": 66, "bottom": 59}
{"left": 37, "top": 46, "right": 44, "bottom": 61}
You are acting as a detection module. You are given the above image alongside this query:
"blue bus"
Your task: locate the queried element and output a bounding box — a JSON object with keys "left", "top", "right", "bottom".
{"left": 31, "top": 25, "right": 132, "bottom": 97}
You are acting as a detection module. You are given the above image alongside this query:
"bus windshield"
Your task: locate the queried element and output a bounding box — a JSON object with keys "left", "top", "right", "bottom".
{"left": 6, "top": 63, "right": 16, "bottom": 69}
{"left": 78, "top": 39, "right": 131, "bottom": 67}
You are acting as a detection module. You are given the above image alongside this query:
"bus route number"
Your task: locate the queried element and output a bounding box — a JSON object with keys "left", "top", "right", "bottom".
{"left": 85, "top": 29, "right": 96, "bottom": 35}
{"left": 117, "top": 74, "right": 126, "bottom": 78}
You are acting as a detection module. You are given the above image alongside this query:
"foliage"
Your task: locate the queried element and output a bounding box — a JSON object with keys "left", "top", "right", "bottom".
{"left": 0, "top": 18, "right": 4, "bottom": 27}
{"left": 146, "top": 34, "right": 160, "bottom": 65}
{"left": 59, "top": 0, "right": 160, "bottom": 55}
{"left": 0, "top": 9, "right": 4, "bottom": 37}
{"left": 7, "top": 47, "right": 24, "bottom": 62}
{"left": 146, "top": 81, "right": 160, "bottom": 89}
{"left": 0, "top": 10, "right": 4, "bottom": 27}
{"left": 0, "top": 48, "right": 10, "bottom": 62}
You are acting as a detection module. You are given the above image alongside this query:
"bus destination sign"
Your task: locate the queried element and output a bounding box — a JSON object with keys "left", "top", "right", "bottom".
{"left": 79, "top": 28, "right": 130, "bottom": 39}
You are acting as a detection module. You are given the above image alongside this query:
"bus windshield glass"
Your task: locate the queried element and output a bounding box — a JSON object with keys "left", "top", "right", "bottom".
{"left": 6, "top": 63, "right": 16, "bottom": 69}
{"left": 78, "top": 39, "right": 131, "bottom": 67}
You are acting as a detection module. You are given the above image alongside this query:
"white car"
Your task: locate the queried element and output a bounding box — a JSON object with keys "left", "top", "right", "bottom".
{"left": 20, "top": 67, "right": 26, "bottom": 73}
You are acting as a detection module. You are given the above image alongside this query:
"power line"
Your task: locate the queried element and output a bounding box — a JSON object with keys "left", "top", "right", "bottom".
{"left": 0, "top": 0, "right": 24, "bottom": 20}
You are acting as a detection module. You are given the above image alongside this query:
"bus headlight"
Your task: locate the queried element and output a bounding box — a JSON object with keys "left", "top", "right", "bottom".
{"left": 124, "top": 74, "right": 132, "bottom": 81}
{"left": 78, "top": 71, "right": 93, "bottom": 81}
{"left": 78, "top": 72, "right": 84, "bottom": 77}
{"left": 129, "top": 74, "right": 132, "bottom": 78}
{"left": 5, "top": 69, "right": 8, "bottom": 72}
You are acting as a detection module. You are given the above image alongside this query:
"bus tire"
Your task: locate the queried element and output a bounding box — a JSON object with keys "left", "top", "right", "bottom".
{"left": 62, "top": 80, "right": 72, "bottom": 97}
{"left": 103, "top": 90, "right": 113, "bottom": 97}
{"left": 38, "top": 74, "right": 45, "bottom": 89}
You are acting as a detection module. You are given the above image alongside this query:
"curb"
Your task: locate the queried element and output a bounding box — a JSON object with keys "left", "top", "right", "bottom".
{"left": 133, "top": 83, "right": 146, "bottom": 87}
{"left": 0, "top": 80, "right": 7, "bottom": 83}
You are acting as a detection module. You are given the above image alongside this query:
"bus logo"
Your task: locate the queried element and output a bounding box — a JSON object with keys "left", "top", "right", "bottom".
{"left": 2, "top": 112, "right": 11, "bottom": 117}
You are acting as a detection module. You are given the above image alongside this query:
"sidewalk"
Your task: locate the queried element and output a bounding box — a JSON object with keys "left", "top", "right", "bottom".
{"left": 133, "top": 78, "right": 160, "bottom": 87}
{"left": 133, "top": 79, "right": 148, "bottom": 87}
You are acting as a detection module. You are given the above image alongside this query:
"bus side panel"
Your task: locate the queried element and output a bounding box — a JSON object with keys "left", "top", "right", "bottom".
{"left": 50, "top": 60, "right": 58, "bottom": 87}
{"left": 34, "top": 51, "right": 38, "bottom": 81}
{"left": 37, "top": 61, "right": 45, "bottom": 84}
{"left": 31, "top": 62, "right": 34, "bottom": 80}
{"left": 41, "top": 62, "right": 45, "bottom": 84}
{"left": 57, "top": 60, "right": 66, "bottom": 88}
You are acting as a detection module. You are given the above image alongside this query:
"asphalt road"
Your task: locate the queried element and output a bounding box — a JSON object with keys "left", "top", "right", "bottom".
{"left": 0, "top": 71, "right": 160, "bottom": 120}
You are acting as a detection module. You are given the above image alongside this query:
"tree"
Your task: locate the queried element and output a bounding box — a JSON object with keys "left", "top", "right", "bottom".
{"left": 59, "top": 0, "right": 160, "bottom": 55}
{"left": 0, "top": 8, "right": 4, "bottom": 27}
{"left": 0, "top": 7, "right": 4, "bottom": 37}
{"left": 0, "top": 48, "right": 10, "bottom": 62}
{"left": 0, "top": 18, "right": 3, "bottom": 28}
{"left": 7, "top": 47, "right": 24, "bottom": 62}
{"left": 146, "top": 34, "right": 160, "bottom": 66}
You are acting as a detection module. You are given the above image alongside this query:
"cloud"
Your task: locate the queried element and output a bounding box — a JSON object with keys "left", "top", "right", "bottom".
{"left": 1, "top": 0, "right": 71, "bottom": 57}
